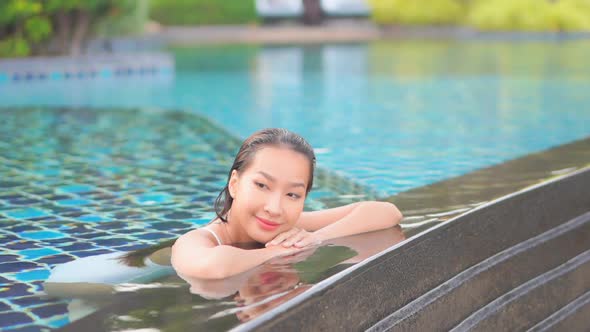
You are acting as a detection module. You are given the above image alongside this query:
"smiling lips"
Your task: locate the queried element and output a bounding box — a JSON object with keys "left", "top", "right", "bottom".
{"left": 256, "top": 216, "right": 280, "bottom": 230}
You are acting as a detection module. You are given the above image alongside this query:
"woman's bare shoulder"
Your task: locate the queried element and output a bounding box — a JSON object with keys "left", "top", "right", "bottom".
{"left": 173, "top": 228, "right": 218, "bottom": 252}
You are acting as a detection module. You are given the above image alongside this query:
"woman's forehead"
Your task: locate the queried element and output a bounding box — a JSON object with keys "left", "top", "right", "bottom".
{"left": 247, "top": 147, "right": 310, "bottom": 183}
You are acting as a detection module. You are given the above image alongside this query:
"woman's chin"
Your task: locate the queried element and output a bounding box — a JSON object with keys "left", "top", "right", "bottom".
{"left": 254, "top": 233, "right": 276, "bottom": 246}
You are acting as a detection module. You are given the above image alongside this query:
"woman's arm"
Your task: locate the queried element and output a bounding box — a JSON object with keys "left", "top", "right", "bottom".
{"left": 313, "top": 201, "right": 402, "bottom": 242}
{"left": 278, "top": 201, "right": 402, "bottom": 247}
{"left": 171, "top": 230, "right": 303, "bottom": 280}
{"left": 295, "top": 202, "right": 362, "bottom": 231}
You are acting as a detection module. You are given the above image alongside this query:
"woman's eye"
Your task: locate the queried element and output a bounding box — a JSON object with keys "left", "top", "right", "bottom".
{"left": 255, "top": 182, "right": 266, "bottom": 189}
{"left": 287, "top": 193, "right": 301, "bottom": 199}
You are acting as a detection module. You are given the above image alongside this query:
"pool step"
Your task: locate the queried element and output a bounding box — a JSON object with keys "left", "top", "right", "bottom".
{"left": 451, "top": 249, "right": 590, "bottom": 331}
{"left": 527, "top": 290, "right": 590, "bottom": 332}
{"left": 367, "top": 212, "right": 590, "bottom": 332}
{"left": 451, "top": 251, "right": 590, "bottom": 332}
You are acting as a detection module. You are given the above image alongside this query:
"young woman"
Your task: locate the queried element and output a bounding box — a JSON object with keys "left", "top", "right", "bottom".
{"left": 171, "top": 128, "right": 403, "bottom": 280}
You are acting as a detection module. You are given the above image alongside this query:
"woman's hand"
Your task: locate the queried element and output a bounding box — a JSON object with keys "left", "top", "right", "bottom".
{"left": 266, "top": 227, "right": 322, "bottom": 249}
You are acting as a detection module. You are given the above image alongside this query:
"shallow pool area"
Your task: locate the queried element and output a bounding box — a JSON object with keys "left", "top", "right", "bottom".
{"left": 0, "top": 39, "right": 589, "bottom": 331}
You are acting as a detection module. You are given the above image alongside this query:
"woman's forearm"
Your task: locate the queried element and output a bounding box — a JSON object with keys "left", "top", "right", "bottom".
{"left": 313, "top": 201, "right": 402, "bottom": 242}
{"left": 207, "top": 246, "right": 275, "bottom": 279}
{"left": 172, "top": 241, "right": 296, "bottom": 280}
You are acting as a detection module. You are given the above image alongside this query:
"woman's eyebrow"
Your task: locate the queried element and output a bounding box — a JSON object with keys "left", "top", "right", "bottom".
{"left": 256, "top": 171, "right": 306, "bottom": 189}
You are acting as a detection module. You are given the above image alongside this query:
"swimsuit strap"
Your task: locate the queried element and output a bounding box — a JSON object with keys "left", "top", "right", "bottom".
{"left": 202, "top": 227, "right": 222, "bottom": 246}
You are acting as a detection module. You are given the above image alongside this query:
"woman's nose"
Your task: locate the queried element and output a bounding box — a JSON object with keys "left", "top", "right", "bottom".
{"left": 264, "top": 193, "right": 282, "bottom": 216}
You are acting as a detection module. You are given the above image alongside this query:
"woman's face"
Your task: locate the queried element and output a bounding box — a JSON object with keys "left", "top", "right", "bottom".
{"left": 228, "top": 146, "right": 310, "bottom": 244}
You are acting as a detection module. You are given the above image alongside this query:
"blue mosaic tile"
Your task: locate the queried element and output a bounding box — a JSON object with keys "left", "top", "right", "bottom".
{"left": 8, "top": 269, "right": 50, "bottom": 283}
{"left": 186, "top": 218, "right": 212, "bottom": 225}
{"left": 4, "top": 209, "right": 49, "bottom": 220}
{"left": 60, "top": 225, "right": 94, "bottom": 235}
{"left": 162, "top": 211, "right": 194, "bottom": 219}
{"left": 0, "top": 194, "right": 26, "bottom": 200}
{"left": 4, "top": 241, "right": 41, "bottom": 251}
{"left": 76, "top": 215, "right": 110, "bottom": 222}
{"left": 0, "top": 181, "right": 22, "bottom": 189}
{"left": 149, "top": 221, "right": 192, "bottom": 231}
{"left": 111, "top": 210, "right": 147, "bottom": 220}
{"left": 0, "top": 262, "right": 42, "bottom": 274}
{"left": 11, "top": 296, "right": 62, "bottom": 308}
{"left": 27, "top": 217, "right": 54, "bottom": 222}
{"left": 55, "top": 199, "right": 91, "bottom": 207}
{"left": 61, "top": 211, "right": 86, "bottom": 218}
{"left": 42, "top": 195, "right": 70, "bottom": 201}
{"left": 58, "top": 242, "right": 98, "bottom": 251}
{"left": 34, "top": 254, "right": 75, "bottom": 265}
{"left": 77, "top": 231, "right": 109, "bottom": 239}
{"left": 0, "top": 312, "right": 34, "bottom": 327}
{"left": 42, "top": 238, "right": 75, "bottom": 246}
{"left": 0, "top": 283, "right": 34, "bottom": 298}
{"left": 8, "top": 199, "right": 42, "bottom": 205}
{"left": 18, "top": 248, "right": 61, "bottom": 260}
{"left": 91, "top": 237, "right": 129, "bottom": 246}
{"left": 93, "top": 221, "right": 126, "bottom": 230}
{"left": 0, "top": 301, "right": 11, "bottom": 312}
{"left": 5, "top": 225, "right": 42, "bottom": 233}
{"left": 0, "top": 255, "right": 21, "bottom": 264}
{"left": 136, "top": 232, "right": 174, "bottom": 240}
{"left": 114, "top": 228, "right": 145, "bottom": 234}
{"left": 0, "top": 234, "right": 21, "bottom": 243}
{"left": 36, "top": 169, "right": 60, "bottom": 176}
{"left": 0, "top": 276, "right": 13, "bottom": 285}
{"left": 19, "top": 231, "right": 65, "bottom": 241}
{"left": 69, "top": 249, "right": 114, "bottom": 257}
{"left": 57, "top": 184, "right": 95, "bottom": 194}
{"left": 30, "top": 303, "right": 68, "bottom": 319}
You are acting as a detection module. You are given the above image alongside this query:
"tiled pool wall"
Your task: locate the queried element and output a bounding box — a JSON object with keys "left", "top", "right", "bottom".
{"left": 0, "top": 53, "right": 174, "bottom": 83}
{"left": 0, "top": 106, "right": 378, "bottom": 331}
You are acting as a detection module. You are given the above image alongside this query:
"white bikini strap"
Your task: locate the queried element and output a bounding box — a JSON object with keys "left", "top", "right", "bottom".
{"left": 202, "top": 227, "right": 222, "bottom": 246}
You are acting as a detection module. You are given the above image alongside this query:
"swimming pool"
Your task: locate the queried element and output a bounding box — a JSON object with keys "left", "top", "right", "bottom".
{"left": 1, "top": 39, "right": 589, "bottom": 331}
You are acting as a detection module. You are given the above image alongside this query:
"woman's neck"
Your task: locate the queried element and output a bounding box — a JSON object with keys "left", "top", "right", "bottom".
{"left": 213, "top": 217, "right": 262, "bottom": 248}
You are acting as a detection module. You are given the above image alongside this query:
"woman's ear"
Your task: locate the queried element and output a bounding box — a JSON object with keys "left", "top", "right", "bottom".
{"left": 228, "top": 170, "right": 239, "bottom": 199}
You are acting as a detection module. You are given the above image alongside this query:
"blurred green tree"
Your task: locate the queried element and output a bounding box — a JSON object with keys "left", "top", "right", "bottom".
{"left": 369, "top": 0, "right": 590, "bottom": 31}
{"left": 370, "top": 0, "right": 466, "bottom": 25}
{"left": 149, "top": 0, "right": 257, "bottom": 26}
{"left": 0, "top": 0, "right": 148, "bottom": 57}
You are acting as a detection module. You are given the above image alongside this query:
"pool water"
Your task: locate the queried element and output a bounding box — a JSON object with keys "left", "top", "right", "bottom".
{"left": 2, "top": 41, "right": 589, "bottom": 195}
{"left": 1, "top": 39, "right": 590, "bottom": 331}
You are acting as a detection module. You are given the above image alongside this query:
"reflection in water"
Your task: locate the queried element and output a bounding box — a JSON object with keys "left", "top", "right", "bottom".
{"left": 44, "top": 226, "right": 405, "bottom": 331}
{"left": 389, "top": 137, "right": 590, "bottom": 237}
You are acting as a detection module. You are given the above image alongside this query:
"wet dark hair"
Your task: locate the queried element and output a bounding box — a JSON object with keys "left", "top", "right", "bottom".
{"left": 214, "top": 128, "right": 316, "bottom": 223}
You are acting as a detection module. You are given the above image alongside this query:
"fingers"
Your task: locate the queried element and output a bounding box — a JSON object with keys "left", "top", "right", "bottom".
{"left": 294, "top": 236, "right": 320, "bottom": 248}
{"left": 266, "top": 228, "right": 301, "bottom": 247}
{"left": 283, "top": 230, "right": 306, "bottom": 247}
